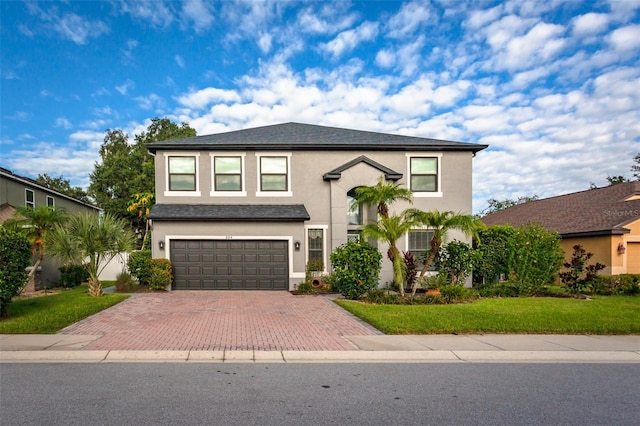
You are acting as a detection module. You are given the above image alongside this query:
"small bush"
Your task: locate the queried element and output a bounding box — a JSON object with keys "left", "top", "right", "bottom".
{"left": 0, "top": 227, "right": 31, "bottom": 318}
{"left": 435, "top": 240, "right": 477, "bottom": 285}
{"left": 59, "top": 264, "right": 89, "bottom": 288}
{"left": 439, "top": 285, "right": 475, "bottom": 303}
{"left": 590, "top": 274, "right": 640, "bottom": 296}
{"left": 147, "top": 258, "right": 172, "bottom": 291}
{"left": 115, "top": 271, "right": 137, "bottom": 292}
{"left": 476, "top": 281, "right": 523, "bottom": 297}
{"left": 403, "top": 251, "right": 418, "bottom": 292}
{"left": 330, "top": 240, "right": 382, "bottom": 300}
{"left": 296, "top": 280, "right": 315, "bottom": 294}
{"left": 559, "top": 245, "right": 606, "bottom": 294}
{"left": 128, "top": 250, "right": 152, "bottom": 285}
{"left": 416, "top": 274, "right": 448, "bottom": 291}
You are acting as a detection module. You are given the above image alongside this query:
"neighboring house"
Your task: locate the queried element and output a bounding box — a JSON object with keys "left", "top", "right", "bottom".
{"left": 0, "top": 167, "right": 101, "bottom": 289}
{"left": 147, "top": 122, "right": 487, "bottom": 290}
{"left": 482, "top": 181, "right": 640, "bottom": 275}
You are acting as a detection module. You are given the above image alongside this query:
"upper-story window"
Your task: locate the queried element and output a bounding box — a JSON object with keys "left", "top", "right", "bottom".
{"left": 165, "top": 153, "right": 201, "bottom": 196}
{"left": 46, "top": 196, "right": 55, "bottom": 208}
{"left": 256, "top": 153, "right": 292, "bottom": 196}
{"left": 211, "top": 154, "right": 246, "bottom": 196}
{"left": 25, "top": 189, "right": 35, "bottom": 209}
{"left": 408, "top": 155, "right": 442, "bottom": 197}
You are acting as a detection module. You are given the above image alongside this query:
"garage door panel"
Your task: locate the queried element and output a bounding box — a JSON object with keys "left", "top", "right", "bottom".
{"left": 171, "top": 240, "right": 288, "bottom": 290}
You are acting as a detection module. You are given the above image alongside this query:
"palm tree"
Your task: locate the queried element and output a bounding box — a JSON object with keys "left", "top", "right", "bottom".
{"left": 4, "top": 206, "right": 67, "bottom": 290}
{"left": 355, "top": 176, "right": 413, "bottom": 218}
{"left": 410, "top": 210, "right": 485, "bottom": 292}
{"left": 362, "top": 210, "right": 417, "bottom": 296}
{"left": 46, "top": 212, "right": 135, "bottom": 296}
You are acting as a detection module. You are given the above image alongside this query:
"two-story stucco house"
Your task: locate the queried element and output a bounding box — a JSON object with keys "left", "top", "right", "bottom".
{"left": 147, "top": 123, "right": 487, "bottom": 290}
{"left": 0, "top": 167, "right": 101, "bottom": 289}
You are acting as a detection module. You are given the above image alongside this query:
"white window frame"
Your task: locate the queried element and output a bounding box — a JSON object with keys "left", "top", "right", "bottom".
{"left": 406, "top": 153, "right": 443, "bottom": 197}
{"left": 25, "top": 189, "right": 35, "bottom": 208}
{"left": 305, "top": 225, "right": 328, "bottom": 273}
{"left": 210, "top": 153, "right": 246, "bottom": 197}
{"left": 164, "top": 152, "right": 201, "bottom": 197}
{"left": 46, "top": 195, "right": 55, "bottom": 208}
{"left": 406, "top": 228, "right": 437, "bottom": 271}
{"left": 255, "top": 152, "right": 292, "bottom": 197}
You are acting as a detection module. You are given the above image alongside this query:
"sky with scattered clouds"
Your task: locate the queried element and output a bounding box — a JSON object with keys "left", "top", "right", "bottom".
{"left": 1, "top": 0, "right": 639, "bottom": 213}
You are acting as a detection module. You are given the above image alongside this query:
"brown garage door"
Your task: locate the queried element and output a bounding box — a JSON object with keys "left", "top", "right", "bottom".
{"left": 170, "top": 240, "right": 289, "bottom": 290}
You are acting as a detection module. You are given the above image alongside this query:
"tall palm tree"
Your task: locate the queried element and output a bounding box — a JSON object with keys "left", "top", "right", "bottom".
{"left": 4, "top": 206, "right": 67, "bottom": 289}
{"left": 355, "top": 176, "right": 413, "bottom": 218}
{"left": 410, "top": 210, "right": 485, "bottom": 291}
{"left": 362, "top": 210, "right": 418, "bottom": 296}
{"left": 47, "top": 212, "right": 135, "bottom": 296}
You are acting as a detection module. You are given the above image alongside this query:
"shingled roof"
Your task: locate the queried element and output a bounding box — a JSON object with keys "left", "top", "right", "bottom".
{"left": 148, "top": 204, "right": 310, "bottom": 222}
{"left": 146, "top": 122, "right": 487, "bottom": 153}
{"left": 481, "top": 181, "right": 640, "bottom": 237}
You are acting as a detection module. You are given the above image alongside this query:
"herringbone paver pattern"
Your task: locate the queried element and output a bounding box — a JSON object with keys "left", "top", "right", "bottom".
{"left": 62, "top": 292, "right": 381, "bottom": 351}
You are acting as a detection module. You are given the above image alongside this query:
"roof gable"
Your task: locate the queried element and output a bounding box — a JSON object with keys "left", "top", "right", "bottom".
{"left": 146, "top": 122, "right": 488, "bottom": 153}
{"left": 482, "top": 181, "right": 640, "bottom": 236}
{"left": 323, "top": 155, "right": 402, "bottom": 181}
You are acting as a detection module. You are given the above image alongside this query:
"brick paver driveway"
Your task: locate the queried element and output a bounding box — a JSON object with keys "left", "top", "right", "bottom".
{"left": 62, "top": 291, "right": 381, "bottom": 351}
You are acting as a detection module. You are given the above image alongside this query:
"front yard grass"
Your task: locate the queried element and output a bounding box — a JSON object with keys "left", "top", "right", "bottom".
{"left": 0, "top": 285, "right": 129, "bottom": 334}
{"left": 336, "top": 296, "right": 640, "bottom": 335}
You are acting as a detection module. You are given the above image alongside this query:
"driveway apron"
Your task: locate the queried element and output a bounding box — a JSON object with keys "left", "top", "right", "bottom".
{"left": 62, "top": 291, "right": 381, "bottom": 351}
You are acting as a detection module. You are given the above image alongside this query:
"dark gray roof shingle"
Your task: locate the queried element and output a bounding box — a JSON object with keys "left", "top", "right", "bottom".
{"left": 481, "top": 181, "right": 640, "bottom": 236}
{"left": 146, "top": 122, "right": 487, "bottom": 153}
{"left": 148, "top": 204, "right": 310, "bottom": 222}
{"left": 323, "top": 155, "right": 402, "bottom": 181}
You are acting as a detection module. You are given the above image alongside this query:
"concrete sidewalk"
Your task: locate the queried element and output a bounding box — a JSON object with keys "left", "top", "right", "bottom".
{"left": 2, "top": 333, "right": 639, "bottom": 363}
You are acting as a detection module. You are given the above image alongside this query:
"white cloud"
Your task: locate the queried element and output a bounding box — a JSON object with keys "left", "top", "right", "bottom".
{"left": 608, "top": 24, "right": 640, "bottom": 52}
{"left": 495, "top": 22, "right": 567, "bottom": 70}
{"left": 135, "top": 93, "right": 167, "bottom": 111}
{"left": 175, "top": 54, "right": 185, "bottom": 68}
{"left": 465, "top": 5, "right": 503, "bottom": 30}
{"left": 55, "top": 118, "right": 73, "bottom": 130}
{"left": 571, "top": 12, "right": 610, "bottom": 36}
{"left": 115, "top": 79, "right": 135, "bottom": 95}
{"left": 181, "top": 0, "right": 215, "bottom": 33}
{"left": 387, "top": 0, "right": 432, "bottom": 38}
{"left": 258, "top": 33, "right": 272, "bottom": 54}
{"left": 177, "top": 87, "right": 242, "bottom": 109}
{"left": 322, "top": 21, "right": 379, "bottom": 58}
{"left": 375, "top": 49, "right": 395, "bottom": 68}
{"left": 53, "top": 12, "right": 110, "bottom": 45}
{"left": 118, "top": 1, "right": 174, "bottom": 28}
{"left": 297, "top": 6, "right": 358, "bottom": 35}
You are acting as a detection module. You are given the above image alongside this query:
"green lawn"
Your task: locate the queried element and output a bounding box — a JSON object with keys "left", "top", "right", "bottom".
{"left": 336, "top": 296, "right": 640, "bottom": 335}
{"left": 0, "top": 285, "right": 129, "bottom": 334}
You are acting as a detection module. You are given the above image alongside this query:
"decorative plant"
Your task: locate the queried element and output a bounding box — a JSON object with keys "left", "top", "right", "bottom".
{"left": 403, "top": 251, "right": 418, "bottom": 292}
{"left": 0, "top": 227, "right": 31, "bottom": 318}
{"left": 147, "top": 258, "right": 173, "bottom": 291}
{"left": 434, "top": 240, "right": 478, "bottom": 286}
{"left": 330, "top": 240, "right": 382, "bottom": 300}
{"left": 559, "top": 245, "right": 606, "bottom": 294}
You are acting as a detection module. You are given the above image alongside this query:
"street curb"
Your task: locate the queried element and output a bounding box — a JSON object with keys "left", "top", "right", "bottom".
{"left": 2, "top": 350, "right": 639, "bottom": 363}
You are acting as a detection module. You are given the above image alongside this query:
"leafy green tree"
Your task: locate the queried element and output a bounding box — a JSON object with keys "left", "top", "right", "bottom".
{"left": 89, "top": 118, "right": 195, "bottom": 243}
{"left": 46, "top": 212, "right": 135, "bottom": 297}
{"left": 410, "top": 210, "right": 485, "bottom": 280}
{"left": 355, "top": 176, "right": 413, "bottom": 218}
{"left": 3, "top": 206, "right": 68, "bottom": 289}
{"left": 362, "top": 210, "right": 418, "bottom": 296}
{"left": 36, "top": 174, "right": 90, "bottom": 203}
{"left": 479, "top": 195, "right": 538, "bottom": 216}
{"left": 0, "top": 227, "right": 31, "bottom": 318}
{"left": 128, "top": 192, "right": 154, "bottom": 249}
{"left": 606, "top": 175, "right": 629, "bottom": 185}
{"left": 435, "top": 240, "right": 478, "bottom": 286}
{"left": 473, "top": 225, "right": 513, "bottom": 286}
{"left": 632, "top": 153, "right": 640, "bottom": 180}
{"left": 559, "top": 245, "right": 606, "bottom": 294}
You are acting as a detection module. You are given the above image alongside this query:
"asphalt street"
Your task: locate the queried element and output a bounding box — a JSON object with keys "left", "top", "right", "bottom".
{"left": 2, "top": 363, "right": 639, "bottom": 425}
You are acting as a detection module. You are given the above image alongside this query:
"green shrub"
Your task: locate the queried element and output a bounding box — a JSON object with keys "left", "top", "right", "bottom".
{"left": 147, "top": 258, "right": 172, "bottom": 290}
{"left": 403, "top": 251, "right": 418, "bottom": 292}
{"left": 330, "top": 240, "right": 382, "bottom": 300}
{"left": 435, "top": 240, "right": 478, "bottom": 285}
{"left": 474, "top": 225, "right": 512, "bottom": 286}
{"left": 0, "top": 227, "right": 31, "bottom": 318}
{"left": 296, "top": 280, "right": 314, "bottom": 294}
{"left": 476, "top": 280, "right": 522, "bottom": 297}
{"left": 590, "top": 274, "right": 640, "bottom": 296}
{"left": 416, "top": 274, "right": 448, "bottom": 291}
{"left": 59, "top": 264, "right": 89, "bottom": 288}
{"left": 115, "top": 271, "right": 137, "bottom": 292}
{"left": 439, "top": 284, "right": 474, "bottom": 303}
{"left": 128, "top": 250, "right": 152, "bottom": 285}
{"left": 508, "top": 223, "right": 564, "bottom": 295}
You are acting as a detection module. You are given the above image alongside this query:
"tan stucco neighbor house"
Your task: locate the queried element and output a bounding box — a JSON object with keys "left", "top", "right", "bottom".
{"left": 146, "top": 122, "right": 487, "bottom": 290}
{"left": 0, "top": 167, "right": 101, "bottom": 289}
{"left": 482, "top": 181, "right": 640, "bottom": 275}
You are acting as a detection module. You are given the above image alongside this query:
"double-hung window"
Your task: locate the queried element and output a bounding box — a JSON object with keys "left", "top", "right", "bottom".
{"left": 256, "top": 153, "right": 292, "bottom": 196}
{"left": 165, "top": 154, "right": 200, "bottom": 196}
{"left": 46, "top": 196, "right": 55, "bottom": 208}
{"left": 211, "top": 154, "right": 245, "bottom": 196}
{"left": 25, "top": 189, "right": 35, "bottom": 209}
{"left": 408, "top": 229, "right": 436, "bottom": 271}
{"left": 408, "top": 155, "right": 442, "bottom": 197}
{"left": 306, "top": 226, "right": 327, "bottom": 270}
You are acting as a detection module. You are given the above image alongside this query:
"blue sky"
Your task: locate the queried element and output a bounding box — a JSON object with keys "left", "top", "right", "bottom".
{"left": 1, "top": 0, "right": 639, "bottom": 213}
